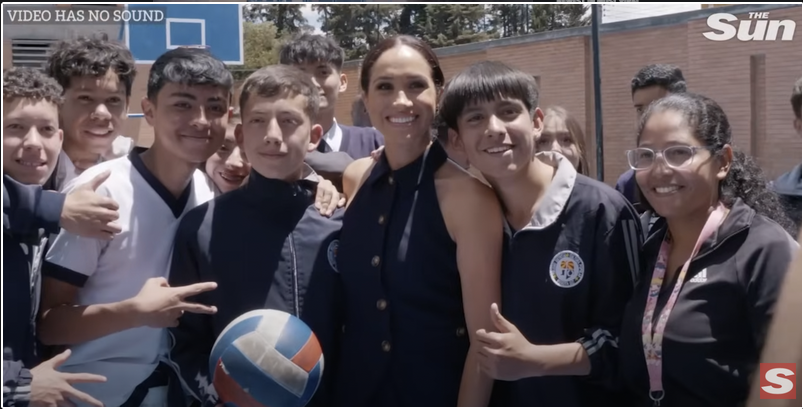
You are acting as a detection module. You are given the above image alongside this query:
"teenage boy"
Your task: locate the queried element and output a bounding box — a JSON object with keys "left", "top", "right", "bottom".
{"left": 279, "top": 33, "right": 383, "bottom": 159}
{"left": 167, "top": 64, "right": 344, "bottom": 406}
{"left": 3, "top": 67, "right": 116, "bottom": 407}
{"left": 616, "top": 64, "right": 688, "bottom": 214}
{"left": 439, "top": 61, "right": 642, "bottom": 407}
{"left": 44, "top": 34, "right": 137, "bottom": 190}
{"left": 38, "top": 48, "right": 232, "bottom": 407}
{"left": 772, "top": 78, "right": 802, "bottom": 232}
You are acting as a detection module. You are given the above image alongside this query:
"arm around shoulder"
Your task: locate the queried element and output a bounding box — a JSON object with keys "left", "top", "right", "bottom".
{"left": 342, "top": 158, "right": 374, "bottom": 207}
{"left": 3, "top": 175, "right": 64, "bottom": 236}
{"left": 440, "top": 176, "right": 504, "bottom": 406}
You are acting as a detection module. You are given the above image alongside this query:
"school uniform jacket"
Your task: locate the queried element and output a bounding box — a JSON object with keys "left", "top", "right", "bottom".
{"left": 167, "top": 168, "right": 344, "bottom": 407}
{"left": 316, "top": 124, "right": 384, "bottom": 159}
{"left": 619, "top": 198, "right": 798, "bottom": 406}
{"left": 493, "top": 152, "right": 643, "bottom": 407}
{"left": 2, "top": 175, "right": 64, "bottom": 407}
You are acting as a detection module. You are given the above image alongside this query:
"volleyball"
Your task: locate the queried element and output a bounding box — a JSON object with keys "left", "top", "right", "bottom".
{"left": 209, "top": 309, "right": 324, "bottom": 407}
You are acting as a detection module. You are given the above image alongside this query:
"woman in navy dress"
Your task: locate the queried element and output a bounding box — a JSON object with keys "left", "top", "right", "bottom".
{"left": 333, "top": 35, "right": 504, "bottom": 407}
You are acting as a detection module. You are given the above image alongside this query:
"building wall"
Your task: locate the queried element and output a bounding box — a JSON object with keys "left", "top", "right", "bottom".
{"left": 333, "top": 4, "right": 801, "bottom": 183}
{"left": 6, "top": 4, "right": 799, "bottom": 183}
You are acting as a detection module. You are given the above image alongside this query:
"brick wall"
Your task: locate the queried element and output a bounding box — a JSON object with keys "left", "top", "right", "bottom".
{"left": 333, "top": 4, "right": 802, "bottom": 183}
{"left": 121, "top": 4, "right": 801, "bottom": 183}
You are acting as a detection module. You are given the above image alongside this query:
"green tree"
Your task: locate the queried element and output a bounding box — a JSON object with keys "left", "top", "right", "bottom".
{"left": 417, "top": 4, "right": 489, "bottom": 48}
{"left": 530, "top": 5, "right": 590, "bottom": 33}
{"left": 243, "top": 4, "right": 310, "bottom": 35}
{"left": 314, "top": 5, "right": 401, "bottom": 60}
{"left": 233, "top": 21, "right": 281, "bottom": 80}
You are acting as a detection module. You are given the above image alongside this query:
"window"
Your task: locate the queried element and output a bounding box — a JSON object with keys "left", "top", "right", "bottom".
{"left": 11, "top": 39, "right": 58, "bottom": 69}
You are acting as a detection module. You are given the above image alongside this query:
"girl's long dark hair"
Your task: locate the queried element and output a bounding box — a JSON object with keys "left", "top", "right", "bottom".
{"left": 636, "top": 92, "right": 797, "bottom": 236}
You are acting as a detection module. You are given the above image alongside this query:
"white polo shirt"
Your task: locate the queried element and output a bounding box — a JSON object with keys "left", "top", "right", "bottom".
{"left": 44, "top": 150, "right": 215, "bottom": 406}
{"left": 321, "top": 119, "right": 343, "bottom": 152}
{"left": 52, "top": 135, "right": 135, "bottom": 191}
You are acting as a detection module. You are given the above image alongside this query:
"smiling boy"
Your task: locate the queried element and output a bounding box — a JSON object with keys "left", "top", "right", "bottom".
{"left": 44, "top": 34, "right": 137, "bottom": 190}
{"left": 439, "top": 61, "right": 642, "bottom": 407}
{"left": 39, "top": 48, "right": 230, "bottom": 406}
{"left": 168, "top": 64, "right": 344, "bottom": 406}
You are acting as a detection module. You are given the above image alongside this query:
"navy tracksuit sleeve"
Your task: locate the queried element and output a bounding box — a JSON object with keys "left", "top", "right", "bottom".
{"left": 3, "top": 175, "right": 64, "bottom": 237}
{"left": 578, "top": 203, "right": 643, "bottom": 387}
{"left": 167, "top": 220, "right": 219, "bottom": 406}
{"left": 3, "top": 349, "right": 32, "bottom": 407}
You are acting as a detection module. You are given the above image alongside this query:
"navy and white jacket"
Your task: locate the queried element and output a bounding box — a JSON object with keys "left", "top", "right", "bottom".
{"left": 167, "top": 167, "right": 344, "bottom": 407}
{"left": 492, "top": 152, "right": 643, "bottom": 407}
{"left": 3, "top": 175, "right": 65, "bottom": 407}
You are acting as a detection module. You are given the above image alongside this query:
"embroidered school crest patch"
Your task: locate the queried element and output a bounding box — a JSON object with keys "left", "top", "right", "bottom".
{"left": 327, "top": 239, "right": 339, "bottom": 273}
{"left": 549, "top": 250, "right": 585, "bottom": 288}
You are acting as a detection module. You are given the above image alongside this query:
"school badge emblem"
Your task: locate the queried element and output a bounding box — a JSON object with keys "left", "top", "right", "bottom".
{"left": 327, "top": 239, "right": 339, "bottom": 273}
{"left": 549, "top": 250, "right": 585, "bottom": 288}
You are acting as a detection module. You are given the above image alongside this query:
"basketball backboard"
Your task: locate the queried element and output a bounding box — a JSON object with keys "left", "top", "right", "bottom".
{"left": 123, "top": 3, "right": 243, "bottom": 65}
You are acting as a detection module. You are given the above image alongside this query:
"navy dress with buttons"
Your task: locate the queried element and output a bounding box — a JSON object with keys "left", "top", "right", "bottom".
{"left": 333, "top": 140, "right": 470, "bottom": 406}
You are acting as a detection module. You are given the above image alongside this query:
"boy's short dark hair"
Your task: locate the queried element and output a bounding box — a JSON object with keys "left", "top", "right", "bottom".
{"left": 438, "top": 61, "right": 539, "bottom": 131}
{"left": 239, "top": 65, "right": 319, "bottom": 121}
{"left": 147, "top": 47, "right": 233, "bottom": 101}
{"left": 792, "top": 78, "right": 801, "bottom": 119}
{"left": 47, "top": 33, "right": 136, "bottom": 96}
{"left": 630, "top": 64, "right": 687, "bottom": 96}
{"left": 279, "top": 33, "right": 345, "bottom": 72}
{"left": 4, "top": 67, "right": 64, "bottom": 105}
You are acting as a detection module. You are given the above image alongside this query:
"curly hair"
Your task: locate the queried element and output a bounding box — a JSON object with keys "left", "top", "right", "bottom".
{"left": 46, "top": 33, "right": 136, "bottom": 96}
{"left": 3, "top": 67, "right": 64, "bottom": 105}
{"left": 637, "top": 92, "right": 797, "bottom": 236}
{"left": 631, "top": 64, "right": 687, "bottom": 96}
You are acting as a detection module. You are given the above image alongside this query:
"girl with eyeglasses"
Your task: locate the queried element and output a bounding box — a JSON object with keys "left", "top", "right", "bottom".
{"left": 618, "top": 92, "right": 799, "bottom": 406}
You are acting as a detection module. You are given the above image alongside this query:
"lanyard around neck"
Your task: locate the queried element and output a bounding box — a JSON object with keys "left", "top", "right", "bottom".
{"left": 641, "top": 203, "right": 728, "bottom": 406}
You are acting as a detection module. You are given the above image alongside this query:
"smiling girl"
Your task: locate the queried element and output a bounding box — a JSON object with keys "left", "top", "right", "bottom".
{"left": 619, "top": 92, "right": 798, "bottom": 406}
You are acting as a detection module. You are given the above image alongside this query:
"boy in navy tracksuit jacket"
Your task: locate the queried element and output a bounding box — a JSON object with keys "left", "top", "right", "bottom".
{"left": 168, "top": 65, "right": 344, "bottom": 406}
{"left": 438, "top": 61, "right": 643, "bottom": 406}
{"left": 3, "top": 68, "right": 117, "bottom": 407}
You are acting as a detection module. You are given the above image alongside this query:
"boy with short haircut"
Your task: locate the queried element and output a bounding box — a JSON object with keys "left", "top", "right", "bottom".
{"left": 279, "top": 33, "right": 384, "bottom": 159}
{"left": 3, "top": 67, "right": 113, "bottom": 407}
{"left": 773, "top": 78, "right": 802, "bottom": 231}
{"left": 439, "top": 61, "right": 642, "bottom": 407}
{"left": 45, "top": 33, "right": 137, "bottom": 190}
{"left": 616, "top": 63, "right": 688, "bottom": 213}
{"left": 168, "top": 64, "right": 344, "bottom": 406}
{"left": 39, "top": 48, "right": 231, "bottom": 406}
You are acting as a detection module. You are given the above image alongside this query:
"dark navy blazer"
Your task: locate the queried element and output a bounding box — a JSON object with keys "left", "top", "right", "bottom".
{"left": 317, "top": 124, "right": 384, "bottom": 160}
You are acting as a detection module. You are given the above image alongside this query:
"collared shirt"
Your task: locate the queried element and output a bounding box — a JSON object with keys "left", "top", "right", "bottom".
{"left": 495, "top": 151, "right": 643, "bottom": 407}
{"left": 43, "top": 150, "right": 215, "bottom": 406}
{"left": 52, "top": 136, "right": 135, "bottom": 191}
{"left": 321, "top": 119, "right": 343, "bottom": 152}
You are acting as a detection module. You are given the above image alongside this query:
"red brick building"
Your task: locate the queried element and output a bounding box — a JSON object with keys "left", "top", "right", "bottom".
{"left": 332, "top": 3, "right": 801, "bottom": 183}
{"left": 6, "top": 4, "right": 799, "bottom": 183}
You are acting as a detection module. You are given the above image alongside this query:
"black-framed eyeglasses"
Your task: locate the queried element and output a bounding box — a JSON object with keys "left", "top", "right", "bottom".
{"left": 625, "top": 146, "right": 711, "bottom": 170}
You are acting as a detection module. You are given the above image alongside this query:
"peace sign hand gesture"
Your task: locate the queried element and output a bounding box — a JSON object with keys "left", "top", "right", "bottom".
{"left": 131, "top": 277, "right": 218, "bottom": 328}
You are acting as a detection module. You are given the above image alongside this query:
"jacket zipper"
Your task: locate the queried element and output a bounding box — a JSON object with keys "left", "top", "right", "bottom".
{"left": 649, "top": 225, "right": 749, "bottom": 327}
{"left": 289, "top": 232, "right": 300, "bottom": 317}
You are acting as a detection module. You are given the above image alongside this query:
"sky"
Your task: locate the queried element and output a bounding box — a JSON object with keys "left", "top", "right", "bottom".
{"left": 299, "top": 3, "right": 706, "bottom": 32}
